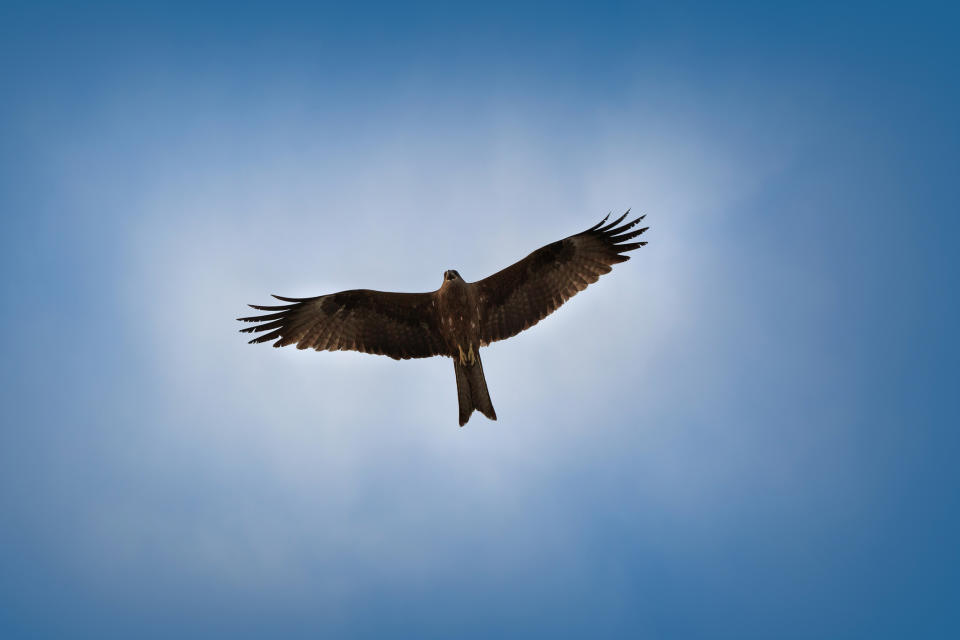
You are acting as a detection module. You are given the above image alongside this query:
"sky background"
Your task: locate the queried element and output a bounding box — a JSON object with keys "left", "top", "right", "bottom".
{"left": 1, "top": 1, "right": 958, "bottom": 638}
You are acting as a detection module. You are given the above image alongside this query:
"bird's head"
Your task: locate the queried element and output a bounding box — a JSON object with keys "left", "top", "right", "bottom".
{"left": 443, "top": 270, "right": 462, "bottom": 284}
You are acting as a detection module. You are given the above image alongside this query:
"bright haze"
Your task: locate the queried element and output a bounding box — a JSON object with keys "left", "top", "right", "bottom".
{"left": 1, "top": 2, "right": 957, "bottom": 638}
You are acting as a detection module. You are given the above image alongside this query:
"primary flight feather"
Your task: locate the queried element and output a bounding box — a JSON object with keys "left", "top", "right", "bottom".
{"left": 238, "top": 210, "right": 648, "bottom": 425}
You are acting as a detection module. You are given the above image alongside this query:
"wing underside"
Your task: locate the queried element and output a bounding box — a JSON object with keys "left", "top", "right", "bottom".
{"left": 474, "top": 210, "right": 648, "bottom": 344}
{"left": 238, "top": 289, "right": 445, "bottom": 360}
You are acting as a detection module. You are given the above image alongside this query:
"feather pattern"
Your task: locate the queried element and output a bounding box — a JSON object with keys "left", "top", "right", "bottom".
{"left": 238, "top": 290, "right": 445, "bottom": 359}
{"left": 474, "top": 210, "right": 647, "bottom": 345}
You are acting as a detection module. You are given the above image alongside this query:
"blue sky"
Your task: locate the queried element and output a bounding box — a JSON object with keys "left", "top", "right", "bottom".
{"left": 1, "top": 1, "right": 958, "bottom": 638}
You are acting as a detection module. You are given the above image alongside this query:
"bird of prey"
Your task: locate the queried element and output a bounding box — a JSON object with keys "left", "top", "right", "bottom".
{"left": 238, "top": 211, "right": 648, "bottom": 426}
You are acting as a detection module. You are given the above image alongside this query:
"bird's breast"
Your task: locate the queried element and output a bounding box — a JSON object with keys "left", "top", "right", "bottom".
{"left": 436, "top": 284, "right": 481, "bottom": 352}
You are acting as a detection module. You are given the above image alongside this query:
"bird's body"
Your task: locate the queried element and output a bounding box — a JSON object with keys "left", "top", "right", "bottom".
{"left": 437, "top": 270, "right": 481, "bottom": 364}
{"left": 238, "top": 211, "right": 648, "bottom": 425}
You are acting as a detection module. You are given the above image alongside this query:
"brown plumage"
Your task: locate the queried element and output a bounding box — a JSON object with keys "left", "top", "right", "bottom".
{"left": 238, "top": 211, "right": 648, "bottom": 425}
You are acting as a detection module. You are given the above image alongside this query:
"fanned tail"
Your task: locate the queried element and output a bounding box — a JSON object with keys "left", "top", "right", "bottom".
{"left": 453, "top": 351, "right": 497, "bottom": 427}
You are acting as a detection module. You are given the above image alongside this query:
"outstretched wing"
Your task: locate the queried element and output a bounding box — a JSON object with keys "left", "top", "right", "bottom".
{"left": 238, "top": 290, "right": 445, "bottom": 360}
{"left": 474, "top": 210, "right": 648, "bottom": 345}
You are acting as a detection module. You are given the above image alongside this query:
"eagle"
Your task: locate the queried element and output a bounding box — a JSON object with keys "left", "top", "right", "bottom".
{"left": 238, "top": 211, "right": 648, "bottom": 425}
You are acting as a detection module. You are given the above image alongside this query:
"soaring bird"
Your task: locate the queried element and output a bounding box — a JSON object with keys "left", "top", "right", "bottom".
{"left": 238, "top": 211, "right": 648, "bottom": 425}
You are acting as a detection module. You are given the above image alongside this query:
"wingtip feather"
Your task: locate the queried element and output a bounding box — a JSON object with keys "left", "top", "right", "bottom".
{"left": 599, "top": 210, "right": 630, "bottom": 232}
{"left": 586, "top": 213, "right": 611, "bottom": 232}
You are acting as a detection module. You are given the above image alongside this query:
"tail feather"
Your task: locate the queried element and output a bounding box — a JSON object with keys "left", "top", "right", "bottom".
{"left": 453, "top": 351, "right": 497, "bottom": 426}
